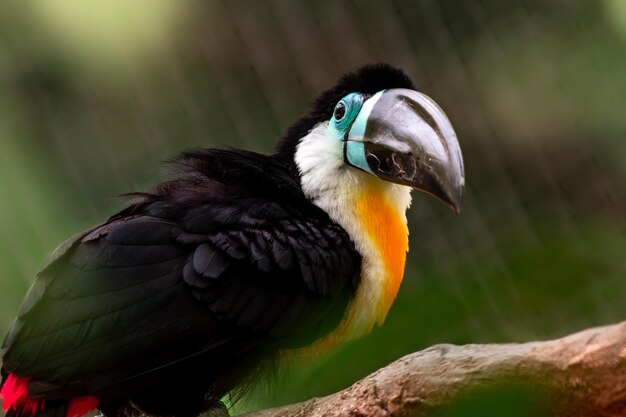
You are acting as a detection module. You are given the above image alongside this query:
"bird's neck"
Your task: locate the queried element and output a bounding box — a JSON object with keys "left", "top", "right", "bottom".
{"left": 312, "top": 174, "right": 411, "bottom": 344}
{"left": 354, "top": 180, "right": 410, "bottom": 320}
{"left": 295, "top": 126, "right": 412, "bottom": 350}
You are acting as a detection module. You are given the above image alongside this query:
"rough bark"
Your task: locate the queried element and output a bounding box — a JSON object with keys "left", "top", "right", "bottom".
{"left": 242, "top": 321, "right": 626, "bottom": 417}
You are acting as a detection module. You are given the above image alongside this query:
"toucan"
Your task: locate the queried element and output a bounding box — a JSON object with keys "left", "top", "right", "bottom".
{"left": 0, "top": 64, "right": 464, "bottom": 417}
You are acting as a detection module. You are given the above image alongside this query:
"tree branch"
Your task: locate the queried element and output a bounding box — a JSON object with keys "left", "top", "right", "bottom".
{"left": 242, "top": 321, "right": 626, "bottom": 417}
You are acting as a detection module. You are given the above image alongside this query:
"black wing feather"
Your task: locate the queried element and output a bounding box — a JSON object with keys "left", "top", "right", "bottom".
{"left": 1, "top": 149, "right": 360, "bottom": 400}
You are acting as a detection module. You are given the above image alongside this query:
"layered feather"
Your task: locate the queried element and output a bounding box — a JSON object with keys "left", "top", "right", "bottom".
{"left": 1, "top": 149, "right": 360, "bottom": 415}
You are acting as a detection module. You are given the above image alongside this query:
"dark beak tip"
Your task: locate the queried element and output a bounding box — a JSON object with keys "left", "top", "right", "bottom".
{"left": 455, "top": 193, "right": 464, "bottom": 214}
{"left": 445, "top": 197, "right": 462, "bottom": 215}
{"left": 451, "top": 178, "right": 465, "bottom": 214}
{"left": 445, "top": 186, "right": 464, "bottom": 214}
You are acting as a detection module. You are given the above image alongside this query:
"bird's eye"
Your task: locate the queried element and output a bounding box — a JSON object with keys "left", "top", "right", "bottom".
{"left": 334, "top": 102, "right": 346, "bottom": 120}
{"left": 330, "top": 93, "right": 363, "bottom": 133}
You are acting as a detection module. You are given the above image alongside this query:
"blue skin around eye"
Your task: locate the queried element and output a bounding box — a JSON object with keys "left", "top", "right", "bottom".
{"left": 331, "top": 93, "right": 363, "bottom": 133}
{"left": 347, "top": 90, "right": 384, "bottom": 141}
{"left": 345, "top": 140, "right": 374, "bottom": 174}
{"left": 331, "top": 90, "right": 385, "bottom": 175}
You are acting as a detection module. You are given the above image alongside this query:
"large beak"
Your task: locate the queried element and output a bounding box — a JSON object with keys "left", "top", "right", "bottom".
{"left": 345, "top": 88, "right": 465, "bottom": 213}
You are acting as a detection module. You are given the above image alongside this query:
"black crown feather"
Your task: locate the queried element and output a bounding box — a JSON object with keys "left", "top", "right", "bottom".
{"left": 274, "top": 63, "right": 415, "bottom": 172}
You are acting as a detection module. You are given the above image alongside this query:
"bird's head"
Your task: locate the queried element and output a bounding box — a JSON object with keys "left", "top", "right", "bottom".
{"left": 275, "top": 64, "right": 465, "bottom": 341}
{"left": 275, "top": 63, "right": 464, "bottom": 213}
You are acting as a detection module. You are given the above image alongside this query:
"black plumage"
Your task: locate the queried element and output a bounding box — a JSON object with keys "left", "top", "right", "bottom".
{"left": 275, "top": 63, "right": 415, "bottom": 176}
{"left": 1, "top": 150, "right": 360, "bottom": 416}
{"left": 1, "top": 63, "right": 419, "bottom": 417}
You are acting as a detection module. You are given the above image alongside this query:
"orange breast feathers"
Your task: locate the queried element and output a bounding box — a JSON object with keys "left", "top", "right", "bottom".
{"left": 355, "top": 184, "right": 409, "bottom": 320}
{"left": 295, "top": 181, "right": 410, "bottom": 357}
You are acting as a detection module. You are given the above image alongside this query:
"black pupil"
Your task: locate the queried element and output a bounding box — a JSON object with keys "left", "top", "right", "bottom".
{"left": 334, "top": 103, "right": 346, "bottom": 120}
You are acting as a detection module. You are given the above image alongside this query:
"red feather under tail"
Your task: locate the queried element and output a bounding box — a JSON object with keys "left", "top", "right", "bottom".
{"left": 1, "top": 374, "right": 99, "bottom": 417}
{"left": 0, "top": 374, "right": 44, "bottom": 417}
{"left": 66, "top": 396, "right": 99, "bottom": 417}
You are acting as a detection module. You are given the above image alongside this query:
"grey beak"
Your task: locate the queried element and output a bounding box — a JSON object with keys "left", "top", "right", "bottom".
{"left": 346, "top": 88, "right": 465, "bottom": 213}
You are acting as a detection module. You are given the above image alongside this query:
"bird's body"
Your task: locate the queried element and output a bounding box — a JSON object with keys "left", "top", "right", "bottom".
{"left": 1, "top": 64, "right": 464, "bottom": 417}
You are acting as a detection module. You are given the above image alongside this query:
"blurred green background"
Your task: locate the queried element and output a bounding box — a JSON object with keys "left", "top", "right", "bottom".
{"left": 0, "top": 1, "right": 624, "bottom": 415}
